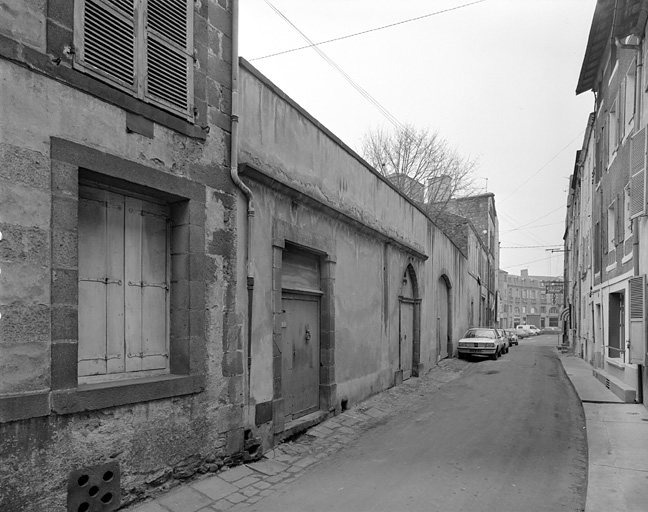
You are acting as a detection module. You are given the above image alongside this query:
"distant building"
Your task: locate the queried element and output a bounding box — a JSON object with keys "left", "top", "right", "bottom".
{"left": 385, "top": 172, "right": 426, "bottom": 202}
{"left": 445, "top": 194, "right": 500, "bottom": 326}
{"left": 498, "top": 269, "right": 564, "bottom": 329}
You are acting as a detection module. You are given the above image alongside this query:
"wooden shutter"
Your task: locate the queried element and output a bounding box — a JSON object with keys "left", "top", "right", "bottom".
{"left": 79, "top": 186, "right": 169, "bottom": 377}
{"left": 144, "top": 0, "right": 194, "bottom": 119}
{"left": 78, "top": 187, "right": 126, "bottom": 376}
{"left": 79, "top": 189, "right": 109, "bottom": 376}
{"left": 617, "top": 194, "right": 623, "bottom": 245}
{"left": 630, "top": 127, "right": 646, "bottom": 219}
{"left": 629, "top": 275, "right": 646, "bottom": 365}
{"left": 140, "top": 201, "right": 169, "bottom": 370}
{"left": 75, "top": 0, "right": 137, "bottom": 92}
{"left": 594, "top": 222, "right": 601, "bottom": 273}
{"left": 124, "top": 197, "right": 169, "bottom": 372}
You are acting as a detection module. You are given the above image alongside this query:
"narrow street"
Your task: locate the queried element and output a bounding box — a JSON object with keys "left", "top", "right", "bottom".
{"left": 241, "top": 335, "right": 587, "bottom": 512}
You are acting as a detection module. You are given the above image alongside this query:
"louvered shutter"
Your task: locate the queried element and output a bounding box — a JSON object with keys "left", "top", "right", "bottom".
{"left": 629, "top": 275, "right": 646, "bottom": 365}
{"left": 594, "top": 222, "right": 601, "bottom": 273}
{"left": 630, "top": 127, "right": 646, "bottom": 218}
{"left": 144, "top": 0, "right": 194, "bottom": 119}
{"left": 75, "top": 0, "right": 137, "bottom": 93}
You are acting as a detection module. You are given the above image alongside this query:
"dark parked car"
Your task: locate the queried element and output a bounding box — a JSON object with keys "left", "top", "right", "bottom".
{"left": 504, "top": 329, "right": 519, "bottom": 346}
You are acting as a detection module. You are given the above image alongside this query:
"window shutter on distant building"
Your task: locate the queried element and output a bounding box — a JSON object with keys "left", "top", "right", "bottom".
{"left": 617, "top": 193, "right": 624, "bottom": 245}
{"left": 630, "top": 127, "right": 646, "bottom": 218}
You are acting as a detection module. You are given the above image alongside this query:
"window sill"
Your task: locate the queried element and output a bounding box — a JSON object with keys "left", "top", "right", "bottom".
{"left": 607, "top": 358, "right": 626, "bottom": 370}
{"left": 51, "top": 373, "right": 204, "bottom": 415}
{"left": 606, "top": 262, "right": 617, "bottom": 272}
{"left": 0, "top": 391, "right": 50, "bottom": 423}
{"left": 622, "top": 252, "right": 633, "bottom": 264}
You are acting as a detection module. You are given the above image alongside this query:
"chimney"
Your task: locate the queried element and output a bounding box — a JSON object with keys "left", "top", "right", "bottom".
{"left": 427, "top": 175, "right": 452, "bottom": 203}
{"left": 521, "top": 269, "right": 529, "bottom": 278}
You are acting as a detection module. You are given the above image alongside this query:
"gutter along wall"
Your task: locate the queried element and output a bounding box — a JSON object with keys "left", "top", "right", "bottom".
{"left": 237, "top": 59, "right": 482, "bottom": 449}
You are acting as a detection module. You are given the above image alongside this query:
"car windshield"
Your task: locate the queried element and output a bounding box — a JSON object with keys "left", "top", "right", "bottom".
{"left": 464, "top": 329, "right": 495, "bottom": 339}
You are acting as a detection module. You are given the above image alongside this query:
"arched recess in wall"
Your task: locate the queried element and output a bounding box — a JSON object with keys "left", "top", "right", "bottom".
{"left": 399, "top": 264, "right": 422, "bottom": 380}
{"left": 437, "top": 273, "right": 453, "bottom": 360}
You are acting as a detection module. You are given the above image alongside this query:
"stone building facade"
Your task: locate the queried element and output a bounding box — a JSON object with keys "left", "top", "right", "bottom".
{"left": 445, "top": 194, "right": 500, "bottom": 326}
{"left": 565, "top": 0, "right": 648, "bottom": 405}
{"left": 0, "top": 1, "right": 244, "bottom": 510}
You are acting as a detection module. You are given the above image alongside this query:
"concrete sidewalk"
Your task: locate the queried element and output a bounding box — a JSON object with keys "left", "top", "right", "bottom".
{"left": 558, "top": 353, "right": 648, "bottom": 512}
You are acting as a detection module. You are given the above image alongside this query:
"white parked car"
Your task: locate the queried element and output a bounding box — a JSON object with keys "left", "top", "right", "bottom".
{"left": 457, "top": 328, "right": 505, "bottom": 360}
{"left": 516, "top": 325, "right": 537, "bottom": 337}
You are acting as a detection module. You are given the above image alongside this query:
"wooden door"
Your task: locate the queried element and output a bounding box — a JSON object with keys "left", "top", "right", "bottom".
{"left": 400, "top": 301, "right": 414, "bottom": 380}
{"left": 282, "top": 294, "right": 320, "bottom": 420}
{"left": 438, "top": 278, "right": 450, "bottom": 359}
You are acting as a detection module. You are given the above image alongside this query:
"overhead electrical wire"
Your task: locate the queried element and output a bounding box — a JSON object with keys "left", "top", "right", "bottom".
{"left": 504, "top": 254, "right": 560, "bottom": 269}
{"left": 510, "top": 204, "right": 565, "bottom": 230}
{"left": 263, "top": 0, "right": 405, "bottom": 130}
{"left": 499, "top": 211, "right": 551, "bottom": 247}
{"left": 500, "top": 220, "right": 565, "bottom": 235}
{"left": 251, "top": 0, "right": 488, "bottom": 61}
{"left": 500, "top": 245, "right": 563, "bottom": 249}
{"left": 499, "top": 130, "right": 585, "bottom": 204}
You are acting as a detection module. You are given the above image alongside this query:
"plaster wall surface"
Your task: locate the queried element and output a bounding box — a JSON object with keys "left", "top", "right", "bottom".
{"left": 0, "top": 0, "right": 46, "bottom": 51}
{"left": 238, "top": 63, "right": 429, "bottom": 256}
{"left": 238, "top": 61, "right": 480, "bottom": 421}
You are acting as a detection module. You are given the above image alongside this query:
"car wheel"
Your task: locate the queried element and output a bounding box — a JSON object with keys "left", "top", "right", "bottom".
{"left": 490, "top": 351, "right": 498, "bottom": 360}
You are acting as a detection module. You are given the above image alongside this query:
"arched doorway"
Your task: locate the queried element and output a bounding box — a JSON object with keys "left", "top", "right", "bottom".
{"left": 399, "top": 265, "right": 421, "bottom": 380}
{"left": 437, "top": 274, "right": 452, "bottom": 360}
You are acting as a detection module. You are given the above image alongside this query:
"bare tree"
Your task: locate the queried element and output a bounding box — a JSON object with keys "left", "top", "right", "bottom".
{"left": 360, "top": 124, "right": 480, "bottom": 219}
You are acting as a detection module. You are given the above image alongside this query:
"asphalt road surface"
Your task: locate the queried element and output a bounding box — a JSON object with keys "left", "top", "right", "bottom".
{"left": 242, "top": 335, "right": 587, "bottom": 512}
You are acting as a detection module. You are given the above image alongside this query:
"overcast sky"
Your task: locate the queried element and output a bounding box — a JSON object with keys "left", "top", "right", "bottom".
{"left": 239, "top": 0, "right": 597, "bottom": 277}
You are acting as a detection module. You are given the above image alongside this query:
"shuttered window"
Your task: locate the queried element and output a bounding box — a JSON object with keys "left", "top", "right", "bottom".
{"left": 630, "top": 127, "right": 646, "bottom": 219}
{"left": 74, "top": 0, "right": 194, "bottom": 120}
{"left": 78, "top": 185, "right": 170, "bottom": 378}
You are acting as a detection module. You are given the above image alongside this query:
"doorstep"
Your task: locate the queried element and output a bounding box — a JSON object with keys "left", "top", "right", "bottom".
{"left": 592, "top": 368, "right": 637, "bottom": 403}
{"left": 278, "top": 411, "right": 331, "bottom": 443}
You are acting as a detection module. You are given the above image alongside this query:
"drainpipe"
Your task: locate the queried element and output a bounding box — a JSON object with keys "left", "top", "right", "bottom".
{"left": 616, "top": 33, "right": 644, "bottom": 403}
{"left": 229, "top": 0, "right": 256, "bottom": 397}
